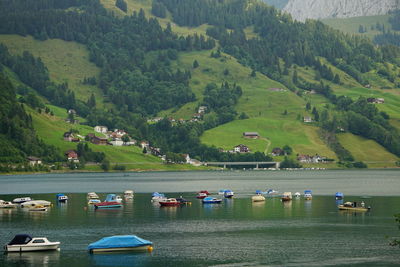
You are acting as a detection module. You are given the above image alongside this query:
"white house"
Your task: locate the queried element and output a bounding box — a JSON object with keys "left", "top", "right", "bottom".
{"left": 94, "top": 126, "right": 108, "bottom": 134}
{"left": 110, "top": 139, "right": 124, "bottom": 146}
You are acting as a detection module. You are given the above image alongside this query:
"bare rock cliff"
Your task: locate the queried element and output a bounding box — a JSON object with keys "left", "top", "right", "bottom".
{"left": 283, "top": 0, "right": 400, "bottom": 21}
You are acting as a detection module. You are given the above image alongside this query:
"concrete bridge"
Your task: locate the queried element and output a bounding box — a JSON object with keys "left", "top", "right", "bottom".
{"left": 205, "top": 161, "right": 280, "bottom": 169}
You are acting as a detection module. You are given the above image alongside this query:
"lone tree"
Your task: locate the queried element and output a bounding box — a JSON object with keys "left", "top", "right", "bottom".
{"left": 193, "top": 60, "right": 199, "bottom": 69}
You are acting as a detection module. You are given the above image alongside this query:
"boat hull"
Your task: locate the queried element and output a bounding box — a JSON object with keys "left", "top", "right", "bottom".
{"left": 6, "top": 243, "right": 60, "bottom": 252}
{"left": 89, "top": 245, "right": 152, "bottom": 254}
{"left": 338, "top": 206, "right": 369, "bottom": 212}
{"left": 202, "top": 200, "right": 222, "bottom": 204}
{"left": 94, "top": 202, "right": 122, "bottom": 209}
{"left": 159, "top": 202, "right": 180, "bottom": 207}
{"left": 251, "top": 195, "right": 265, "bottom": 202}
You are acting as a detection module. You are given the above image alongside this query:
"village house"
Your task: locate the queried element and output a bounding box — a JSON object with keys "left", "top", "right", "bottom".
{"left": 147, "top": 117, "right": 163, "bottom": 123}
{"left": 189, "top": 158, "right": 202, "bottom": 166}
{"left": 198, "top": 106, "right": 207, "bottom": 114}
{"left": 94, "top": 126, "right": 108, "bottom": 134}
{"left": 111, "top": 129, "right": 127, "bottom": 139}
{"left": 367, "top": 98, "right": 385, "bottom": 104}
{"left": 150, "top": 147, "right": 162, "bottom": 157}
{"left": 140, "top": 141, "right": 150, "bottom": 150}
{"left": 65, "top": 150, "right": 79, "bottom": 163}
{"left": 303, "top": 116, "right": 313, "bottom": 123}
{"left": 297, "top": 154, "right": 327, "bottom": 163}
{"left": 91, "top": 136, "right": 108, "bottom": 145}
{"left": 63, "top": 132, "right": 80, "bottom": 142}
{"left": 182, "top": 154, "right": 191, "bottom": 163}
{"left": 271, "top": 147, "right": 284, "bottom": 156}
{"left": 243, "top": 132, "right": 259, "bottom": 139}
{"left": 27, "top": 156, "right": 42, "bottom": 166}
{"left": 234, "top": 144, "right": 250, "bottom": 153}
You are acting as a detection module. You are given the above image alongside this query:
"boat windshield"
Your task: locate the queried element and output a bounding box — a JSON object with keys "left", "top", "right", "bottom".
{"left": 8, "top": 234, "right": 33, "bottom": 245}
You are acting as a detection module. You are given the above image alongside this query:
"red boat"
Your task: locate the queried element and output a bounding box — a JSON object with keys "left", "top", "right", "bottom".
{"left": 159, "top": 198, "right": 180, "bottom": 207}
{"left": 196, "top": 193, "right": 208, "bottom": 199}
{"left": 200, "top": 190, "right": 210, "bottom": 195}
{"left": 94, "top": 194, "right": 123, "bottom": 209}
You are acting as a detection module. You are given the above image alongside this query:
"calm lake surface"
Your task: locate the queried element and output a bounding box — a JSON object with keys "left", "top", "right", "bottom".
{"left": 0, "top": 170, "right": 399, "bottom": 266}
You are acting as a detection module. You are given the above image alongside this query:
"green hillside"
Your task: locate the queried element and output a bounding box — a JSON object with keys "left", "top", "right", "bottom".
{"left": 0, "top": 35, "right": 107, "bottom": 108}
{"left": 0, "top": 0, "right": 399, "bottom": 170}
{"left": 322, "top": 15, "right": 394, "bottom": 39}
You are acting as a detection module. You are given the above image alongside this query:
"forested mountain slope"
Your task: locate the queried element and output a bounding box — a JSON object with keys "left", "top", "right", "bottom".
{"left": 0, "top": 0, "right": 399, "bottom": 169}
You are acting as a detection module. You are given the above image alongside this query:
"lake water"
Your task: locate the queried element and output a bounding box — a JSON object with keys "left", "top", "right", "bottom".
{"left": 0, "top": 170, "right": 399, "bottom": 266}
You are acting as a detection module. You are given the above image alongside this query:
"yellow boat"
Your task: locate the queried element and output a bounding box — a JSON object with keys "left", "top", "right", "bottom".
{"left": 338, "top": 202, "right": 370, "bottom": 212}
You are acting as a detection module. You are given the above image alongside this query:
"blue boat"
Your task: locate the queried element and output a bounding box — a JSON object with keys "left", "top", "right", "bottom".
{"left": 335, "top": 192, "right": 344, "bottom": 200}
{"left": 56, "top": 193, "right": 68, "bottom": 202}
{"left": 88, "top": 235, "right": 153, "bottom": 253}
{"left": 202, "top": 197, "right": 222, "bottom": 204}
{"left": 304, "top": 190, "right": 312, "bottom": 200}
{"left": 224, "top": 190, "right": 234, "bottom": 198}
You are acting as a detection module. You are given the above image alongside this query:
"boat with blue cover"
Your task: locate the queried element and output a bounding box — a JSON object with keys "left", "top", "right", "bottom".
{"left": 56, "top": 194, "right": 68, "bottom": 202}
{"left": 202, "top": 197, "right": 222, "bottom": 204}
{"left": 88, "top": 235, "right": 153, "bottom": 253}
{"left": 335, "top": 192, "right": 344, "bottom": 200}
{"left": 94, "top": 194, "right": 123, "bottom": 209}
{"left": 224, "top": 190, "right": 234, "bottom": 198}
{"left": 304, "top": 190, "right": 312, "bottom": 200}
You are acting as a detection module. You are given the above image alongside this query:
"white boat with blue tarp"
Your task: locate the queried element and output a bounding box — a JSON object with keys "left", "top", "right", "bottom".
{"left": 202, "top": 197, "right": 222, "bottom": 204}
{"left": 88, "top": 235, "right": 153, "bottom": 253}
{"left": 56, "top": 194, "right": 68, "bottom": 202}
{"left": 94, "top": 194, "right": 123, "bottom": 209}
{"left": 335, "top": 192, "right": 344, "bottom": 200}
{"left": 224, "top": 190, "right": 234, "bottom": 198}
{"left": 304, "top": 190, "right": 312, "bottom": 200}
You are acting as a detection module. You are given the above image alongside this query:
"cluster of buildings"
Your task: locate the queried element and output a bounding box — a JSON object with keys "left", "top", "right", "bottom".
{"left": 147, "top": 106, "right": 208, "bottom": 125}
{"left": 297, "top": 154, "right": 328, "bottom": 163}
{"left": 367, "top": 98, "right": 385, "bottom": 104}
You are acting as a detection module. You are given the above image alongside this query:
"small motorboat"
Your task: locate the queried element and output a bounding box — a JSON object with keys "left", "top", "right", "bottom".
{"left": 12, "top": 197, "right": 32, "bottom": 204}
{"left": 338, "top": 201, "right": 370, "bottom": 212}
{"left": 281, "top": 192, "right": 292, "bottom": 201}
{"left": 200, "top": 190, "right": 210, "bottom": 195}
{"left": 294, "top": 192, "right": 301, "bottom": 198}
{"left": 335, "top": 192, "right": 344, "bottom": 200}
{"left": 176, "top": 197, "right": 191, "bottom": 205}
{"left": 159, "top": 198, "right": 181, "bottom": 207}
{"left": 224, "top": 190, "right": 234, "bottom": 198}
{"left": 28, "top": 205, "right": 47, "bottom": 212}
{"left": 115, "top": 195, "right": 123, "bottom": 203}
{"left": 196, "top": 192, "right": 208, "bottom": 199}
{"left": 151, "top": 192, "right": 167, "bottom": 202}
{"left": 251, "top": 194, "right": 265, "bottom": 202}
{"left": 56, "top": 194, "right": 68, "bottom": 203}
{"left": 94, "top": 194, "right": 123, "bottom": 209}
{"left": 20, "top": 200, "right": 51, "bottom": 208}
{"left": 5, "top": 234, "right": 60, "bottom": 252}
{"left": 218, "top": 189, "right": 227, "bottom": 195}
{"left": 202, "top": 197, "right": 222, "bottom": 204}
{"left": 0, "top": 200, "right": 18, "bottom": 208}
{"left": 266, "top": 189, "right": 279, "bottom": 197}
{"left": 304, "top": 190, "right": 312, "bottom": 200}
{"left": 87, "top": 192, "right": 99, "bottom": 200}
{"left": 88, "top": 235, "right": 153, "bottom": 253}
{"left": 88, "top": 199, "right": 101, "bottom": 205}
{"left": 124, "top": 190, "right": 134, "bottom": 199}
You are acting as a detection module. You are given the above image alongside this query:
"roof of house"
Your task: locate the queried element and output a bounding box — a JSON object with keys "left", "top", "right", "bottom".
{"left": 243, "top": 132, "right": 259, "bottom": 136}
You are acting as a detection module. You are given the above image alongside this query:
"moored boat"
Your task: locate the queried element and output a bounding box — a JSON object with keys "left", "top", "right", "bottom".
{"left": 88, "top": 235, "right": 153, "bottom": 254}
{"left": 335, "top": 192, "right": 344, "bottom": 200}
{"left": 20, "top": 200, "right": 51, "bottom": 208}
{"left": 12, "top": 197, "right": 32, "bottom": 204}
{"left": 151, "top": 192, "right": 167, "bottom": 203}
{"left": 202, "top": 197, "right": 222, "bottom": 204}
{"left": 266, "top": 189, "right": 279, "bottom": 197}
{"left": 176, "top": 197, "right": 191, "bottom": 205}
{"left": 5, "top": 234, "right": 60, "bottom": 252}
{"left": 224, "top": 190, "right": 234, "bottom": 198}
{"left": 338, "top": 201, "right": 370, "bottom": 212}
{"left": 94, "top": 194, "right": 123, "bottom": 209}
{"left": 159, "top": 198, "right": 181, "bottom": 207}
{"left": 0, "top": 200, "right": 18, "bottom": 208}
{"left": 304, "top": 190, "right": 312, "bottom": 200}
{"left": 28, "top": 205, "right": 47, "bottom": 212}
{"left": 124, "top": 190, "right": 134, "bottom": 199}
{"left": 294, "top": 192, "right": 301, "bottom": 198}
{"left": 87, "top": 192, "right": 99, "bottom": 199}
{"left": 200, "top": 190, "right": 210, "bottom": 195}
{"left": 251, "top": 194, "right": 265, "bottom": 202}
{"left": 281, "top": 192, "right": 292, "bottom": 201}
{"left": 56, "top": 194, "right": 68, "bottom": 202}
{"left": 196, "top": 192, "right": 208, "bottom": 199}
{"left": 115, "top": 195, "right": 123, "bottom": 203}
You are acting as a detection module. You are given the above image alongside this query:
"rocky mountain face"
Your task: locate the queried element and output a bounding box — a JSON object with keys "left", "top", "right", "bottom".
{"left": 283, "top": 0, "right": 400, "bottom": 21}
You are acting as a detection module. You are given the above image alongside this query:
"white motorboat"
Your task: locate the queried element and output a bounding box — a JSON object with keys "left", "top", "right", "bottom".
{"left": 115, "top": 195, "right": 123, "bottom": 203}
{"left": 12, "top": 197, "right": 32, "bottom": 204}
{"left": 20, "top": 200, "right": 52, "bottom": 208}
{"left": 56, "top": 194, "right": 68, "bottom": 202}
{"left": 0, "top": 200, "right": 18, "bottom": 208}
{"left": 124, "top": 190, "right": 134, "bottom": 199}
{"left": 87, "top": 192, "right": 99, "bottom": 199}
{"left": 28, "top": 205, "right": 47, "bottom": 212}
{"left": 251, "top": 195, "right": 266, "bottom": 202}
{"left": 294, "top": 192, "right": 301, "bottom": 198}
{"left": 5, "top": 234, "right": 60, "bottom": 252}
